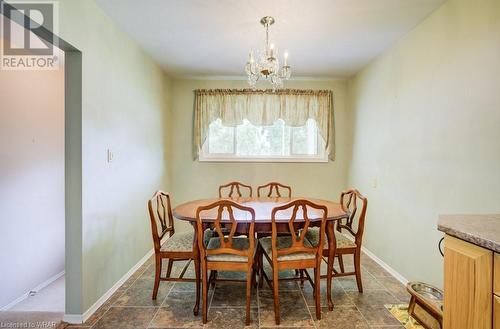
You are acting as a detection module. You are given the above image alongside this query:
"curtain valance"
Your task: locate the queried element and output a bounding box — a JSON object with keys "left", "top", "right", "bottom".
{"left": 194, "top": 89, "right": 335, "bottom": 160}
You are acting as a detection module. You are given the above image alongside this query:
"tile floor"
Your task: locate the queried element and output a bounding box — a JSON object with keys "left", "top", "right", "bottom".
{"left": 64, "top": 253, "right": 410, "bottom": 329}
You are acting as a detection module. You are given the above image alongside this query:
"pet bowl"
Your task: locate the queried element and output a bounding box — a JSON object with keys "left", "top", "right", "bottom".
{"left": 406, "top": 281, "right": 443, "bottom": 329}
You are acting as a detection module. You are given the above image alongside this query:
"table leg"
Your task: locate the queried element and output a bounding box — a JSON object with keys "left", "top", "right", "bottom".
{"left": 192, "top": 222, "right": 200, "bottom": 316}
{"left": 326, "top": 220, "right": 336, "bottom": 311}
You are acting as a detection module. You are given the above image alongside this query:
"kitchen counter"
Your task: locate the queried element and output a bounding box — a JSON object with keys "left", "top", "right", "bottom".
{"left": 438, "top": 214, "right": 500, "bottom": 253}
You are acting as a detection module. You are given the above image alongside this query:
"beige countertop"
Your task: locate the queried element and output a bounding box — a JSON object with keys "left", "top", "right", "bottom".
{"left": 438, "top": 214, "right": 500, "bottom": 253}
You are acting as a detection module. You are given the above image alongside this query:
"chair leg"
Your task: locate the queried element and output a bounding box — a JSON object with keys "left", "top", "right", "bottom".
{"left": 258, "top": 248, "right": 264, "bottom": 289}
{"left": 337, "top": 254, "right": 345, "bottom": 273}
{"left": 166, "top": 259, "right": 173, "bottom": 278}
{"left": 326, "top": 259, "right": 333, "bottom": 311}
{"left": 314, "top": 267, "right": 321, "bottom": 320}
{"left": 209, "top": 270, "right": 216, "bottom": 288}
{"left": 201, "top": 263, "right": 208, "bottom": 324}
{"left": 272, "top": 266, "right": 280, "bottom": 325}
{"left": 300, "top": 269, "right": 305, "bottom": 286}
{"left": 354, "top": 250, "right": 363, "bottom": 293}
{"left": 252, "top": 262, "right": 258, "bottom": 288}
{"left": 193, "top": 257, "right": 200, "bottom": 316}
{"left": 152, "top": 256, "right": 161, "bottom": 300}
{"left": 245, "top": 267, "right": 253, "bottom": 325}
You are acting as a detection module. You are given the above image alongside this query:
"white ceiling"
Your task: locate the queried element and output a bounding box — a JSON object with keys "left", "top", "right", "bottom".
{"left": 95, "top": 0, "right": 446, "bottom": 78}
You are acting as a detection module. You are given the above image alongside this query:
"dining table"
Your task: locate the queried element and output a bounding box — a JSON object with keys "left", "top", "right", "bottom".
{"left": 172, "top": 196, "right": 348, "bottom": 312}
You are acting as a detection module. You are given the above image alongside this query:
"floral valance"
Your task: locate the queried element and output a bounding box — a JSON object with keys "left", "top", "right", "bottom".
{"left": 194, "top": 89, "right": 335, "bottom": 160}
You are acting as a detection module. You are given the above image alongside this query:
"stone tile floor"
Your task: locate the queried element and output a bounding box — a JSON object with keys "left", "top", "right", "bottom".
{"left": 64, "top": 252, "right": 409, "bottom": 329}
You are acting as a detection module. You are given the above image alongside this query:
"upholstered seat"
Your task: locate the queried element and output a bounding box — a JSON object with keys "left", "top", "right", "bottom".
{"left": 160, "top": 230, "right": 213, "bottom": 253}
{"left": 305, "top": 228, "right": 357, "bottom": 249}
{"left": 206, "top": 237, "right": 255, "bottom": 262}
{"left": 160, "top": 231, "right": 194, "bottom": 252}
{"left": 259, "top": 236, "right": 316, "bottom": 261}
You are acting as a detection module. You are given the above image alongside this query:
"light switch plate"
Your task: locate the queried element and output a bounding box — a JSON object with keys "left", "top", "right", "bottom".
{"left": 107, "top": 149, "right": 114, "bottom": 163}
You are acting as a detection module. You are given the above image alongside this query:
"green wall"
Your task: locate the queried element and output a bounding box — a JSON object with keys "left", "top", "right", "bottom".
{"left": 347, "top": 0, "right": 500, "bottom": 287}
{"left": 55, "top": 0, "right": 172, "bottom": 313}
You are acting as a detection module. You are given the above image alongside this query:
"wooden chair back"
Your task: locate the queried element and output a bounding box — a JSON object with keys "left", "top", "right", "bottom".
{"left": 148, "top": 191, "right": 175, "bottom": 253}
{"left": 257, "top": 182, "right": 292, "bottom": 198}
{"left": 338, "top": 189, "right": 368, "bottom": 247}
{"left": 271, "top": 199, "right": 327, "bottom": 260}
{"left": 196, "top": 200, "right": 256, "bottom": 260}
{"left": 218, "top": 181, "right": 253, "bottom": 198}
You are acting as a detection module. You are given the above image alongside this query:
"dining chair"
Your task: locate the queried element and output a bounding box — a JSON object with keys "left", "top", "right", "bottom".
{"left": 196, "top": 200, "right": 257, "bottom": 325}
{"left": 305, "top": 188, "right": 368, "bottom": 292}
{"left": 258, "top": 199, "right": 327, "bottom": 324}
{"left": 147, "top": 191, "right": 201, "bottom": 314}
{"left": 256, "top": 182, "right": 300, "bottom": 276}
{"left": 219, "top": 181, "right": 253, "bottom": 198}
{"left": 257, "top": 182, "right": 292, "bottom": 198}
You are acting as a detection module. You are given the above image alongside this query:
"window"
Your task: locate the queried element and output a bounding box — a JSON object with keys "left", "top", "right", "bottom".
{"left": 194, "top": 89, "right": 333, "bottom": 162}
{"left": 200, "top": 118, "right": 327, "bottom": 162}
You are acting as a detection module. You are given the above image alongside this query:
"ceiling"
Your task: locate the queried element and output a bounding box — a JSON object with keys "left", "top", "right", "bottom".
{"left": 95, "top": 0, "right": 446, "bottom": 78}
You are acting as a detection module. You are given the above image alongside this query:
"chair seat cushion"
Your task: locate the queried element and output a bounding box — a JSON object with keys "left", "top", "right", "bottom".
{"left": 160, "top": 231, "right": 194, "bottom": 253}
{"left": 259, "top": 236, "right": 316, "bottom": 261}
{"left": 160, "top": 229, "right": 213, "bottom": 253}
{"left": 206, "top": 237, "right": 255, "bottom": 262}
{"left": 305, "top": 228, "right": 357, "bottom": 249}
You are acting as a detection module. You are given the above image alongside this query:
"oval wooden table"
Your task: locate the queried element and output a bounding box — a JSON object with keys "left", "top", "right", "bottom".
{"left": 173, "top": 197, "right": 348, "bottom": 313}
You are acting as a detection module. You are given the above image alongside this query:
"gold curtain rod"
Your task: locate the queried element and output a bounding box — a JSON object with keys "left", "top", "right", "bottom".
{"left": 194, "top": 89, "right": 332, "bottom": 96}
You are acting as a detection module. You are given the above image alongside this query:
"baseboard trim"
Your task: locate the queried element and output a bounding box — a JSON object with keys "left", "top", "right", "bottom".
{"left": 360, "top": 245, "right": 409, "bottom": 285}
{"left": 341, "top": 233, "right": 408, "bottom": 285}
{"left": 64, "top": 249, "right": 154, "bottom": 324}
{"left": 62, "top": 314, "right": 83, "bottom": 324}
{"left": 0, "top": 270, "right": 65, "bottom": 311}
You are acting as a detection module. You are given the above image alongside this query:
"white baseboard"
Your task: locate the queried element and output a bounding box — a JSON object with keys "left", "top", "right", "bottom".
{"left": 360, "top": 245, "right": 409, "bottom": 285}
{"left": 0, "top": 294, "right": 28, "bottom": 312}
{"left": 62, "top": 314, "right": 83, "bottom": 324}
{"left": 341, "top": 233, "right": 409, "bottom": 285}
{"left": 64, "top": 249, "right": 154, "bottom": 324}
{"left": 0, "top": 270, "right": 65, "bottom": 311}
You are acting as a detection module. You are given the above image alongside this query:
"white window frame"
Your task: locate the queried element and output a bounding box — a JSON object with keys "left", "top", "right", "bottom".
{"left": 198, "top": 120, "right": 328, "bottom": 163}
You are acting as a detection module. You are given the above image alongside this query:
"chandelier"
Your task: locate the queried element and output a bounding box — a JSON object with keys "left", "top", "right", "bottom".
{"left": 245, "top": 16, "right": 291, "bottom": 90}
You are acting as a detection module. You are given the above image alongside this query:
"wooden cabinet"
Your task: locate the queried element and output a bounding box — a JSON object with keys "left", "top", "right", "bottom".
{"left": 496, "top": 254, "right": 500, "bottom": 329}
{"left": 495, "top": 253, "right": 500, "bottom": 296}
{"left": 444, "top": 235, "right": 492, "bottom": 329}
{"left": 495, "top": 295, "right": 500, "bottom": 329}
